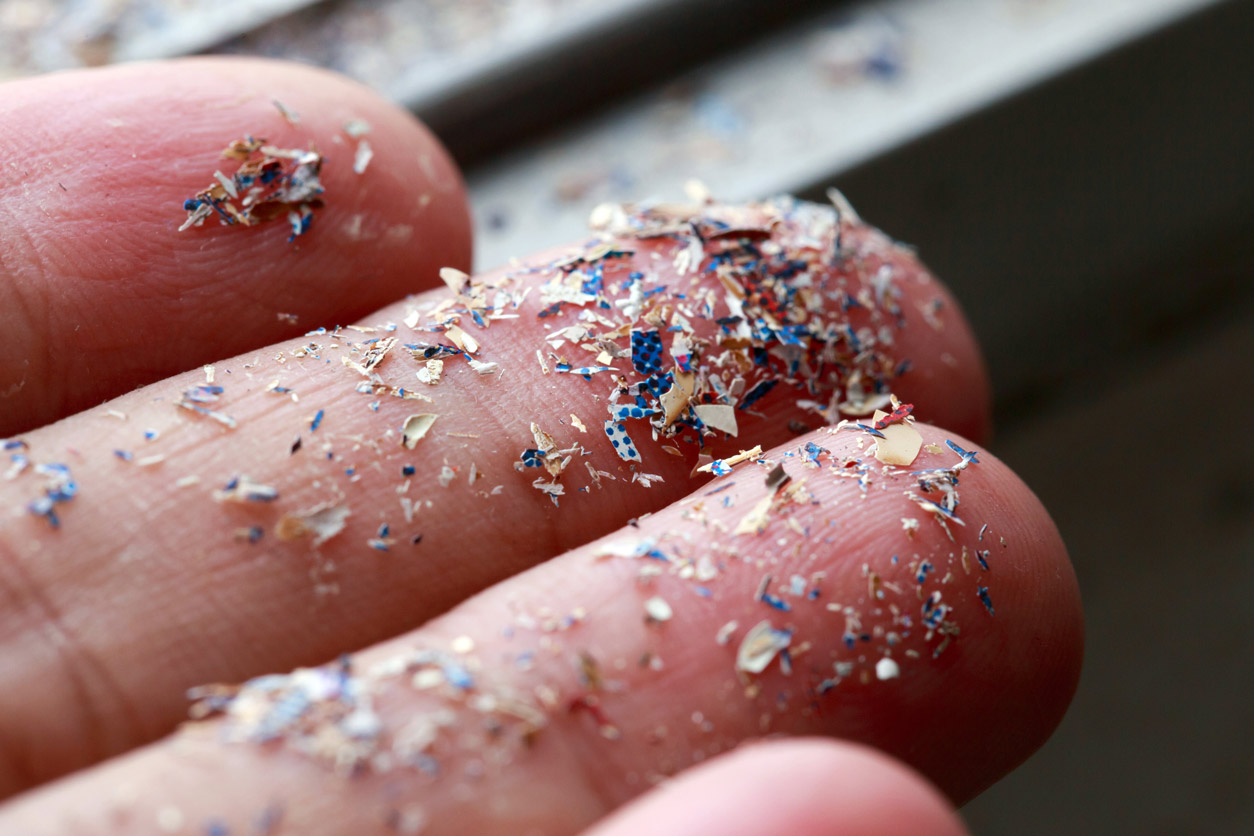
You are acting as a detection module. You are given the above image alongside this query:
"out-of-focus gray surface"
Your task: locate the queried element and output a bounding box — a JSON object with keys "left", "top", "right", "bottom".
{"left": 962, "top": 221, "right": 1254, "bottom": 835}
{"left": 466, "top": 0, "right": 1219, "bottom": 271}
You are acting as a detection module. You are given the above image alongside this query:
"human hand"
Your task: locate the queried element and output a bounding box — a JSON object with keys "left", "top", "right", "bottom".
{"left": 0, "top": 59, "right": 1082, "bottom": 835}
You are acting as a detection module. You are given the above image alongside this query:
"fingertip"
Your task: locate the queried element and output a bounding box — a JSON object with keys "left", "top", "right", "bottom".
{"left": 809, "top": 422, "right": 1083, "bottom": 801}
{"left": 582, "top": 739, "right": 969, "bottom": 836}
{"left": 0, "top": 57, "right": 471, "bottom": 434}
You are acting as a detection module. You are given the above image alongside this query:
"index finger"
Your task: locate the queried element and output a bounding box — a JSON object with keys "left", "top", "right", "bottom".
{"left": 0, "top": 57, "right": 471, "bottom": 435}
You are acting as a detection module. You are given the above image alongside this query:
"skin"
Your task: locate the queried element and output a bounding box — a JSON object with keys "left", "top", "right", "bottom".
{"left": 0, "top": 58, "right": 471, "bottom": 436}
{"left": 0, "top": 58, "right": 1082, "bottom": 835}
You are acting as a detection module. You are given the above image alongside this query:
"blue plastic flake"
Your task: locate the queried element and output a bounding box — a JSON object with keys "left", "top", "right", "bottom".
{"left": 853, "top": 423, "right": 886, "bottom": 439}
{"left": 310, "top": 409, "right": 324, "bottom": 432}
{"left": 247, "top": 526, "right": 264, "bottom": 543}
{"left": 609, "top": 403, "right": 658, "bottom": 422}
{"left": 205, "top": 820, "right": 230, "bottom": 836}
{"left": 220, "top": 476, "right": 279, "bottom": 502}
{"left": 26, "top": 462, "right": 77, "bottom": 529}
{"left": 977, "top": 550, "right": 990, "bottom": 571}
{"left": 977, "top": 586, "right": 995, "bottom": 615}
{"left": 915, "top": 560, "right": 933, "bottom": 584}
{"left": 739, "top": 379, "right": 777, "bottom": 410}
{"left": 803, "top": 441, "right": 828, "bottom": 466}
{"left": 183, "top": 384, "right": 225, "bottom": 403}
{"left": 113, "top": 449, "right": 133, "bottom": 462}
{"left": 948, "top": 438, "right": 978, "bottom": 463}
{"left": 555, "top": 364, "right": 615, "bottom": 379}
{"left": 520, "top": 448, "right": 546, "bottom": 468}
{"left": 402, "top": 465, "right": 416, "bottom": 477}
{"left": 287, "top": 205, "right": 314, "bottom": 242}
{"left": 630, "top": 328, "right": 663, "bottom": 376}
{"left": 143, "top": 429, "right": 159, "bottom": 441}
{"left": 761, "top": 593, "right": 792, "bottom": 612}
{"left": 921, "top": 592, "right": 950, "bottom": 629}
{"left": 604, "top": 419, "right": 640, "bottom": 462}
{"left": 443, "top": 663, "right": 474, "bottom": 690}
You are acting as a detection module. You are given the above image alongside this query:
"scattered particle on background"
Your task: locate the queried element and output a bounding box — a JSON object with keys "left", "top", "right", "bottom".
{"left": 272, "top": 99, "right": 300, "bottom": 124}
{"left": 764, "top": 462, "right": 791, "bottom": 491}
{"left": 439, "top": 266, "right": 470, "bottom": 293}
{"left": 644, "top": 596, "right": 673, "bottom": 623}
{"left": 180, "top": 137, "right": 324, "bottom": 242}
{"left": 214, "top": 475, "right": 279, "bottom": 503}
{"left": 693, "top": 403, "right": 738, "bottom": 436}
{"left": 977, "top": 585, "right": 995, "bottom": 615}
{"left": 416, "top": 359, "right": 443, "bottom": 385}
{"left": 25, "top": 462, "right": 77, "bottom": 529}
{"left": 176, "top": 384, "right": 236, "bottom": 428}
{"left": 275, "top": 503, "right": 350, "bottom": 546}
{"left": 697, "top": 446, "right": 763, "bottom": 476}
{"left": 875, "top": 656, "right": 900, "bottom": 680}
{"left": 604, "top": 419, "right": 640, "bottom": 462}
{"left": 810, "top": 13, "right": 906, "bottom": 83}
{"left": 735, "top": 620, "right": 792, "bottom": 674}
{"left": 872, "top": 428, "right": 922, "bottom": 468}
{"left": 343, "top": 118, "right": 371, "bottom": 139}
{"left": 401, "top": 414, "right": 438, "bottom": 449}
{"left": 367, "top": 522, "right": 394, "bottom": 551}
{"left": 353, "top": 140, "right": 373, "bottom": 175}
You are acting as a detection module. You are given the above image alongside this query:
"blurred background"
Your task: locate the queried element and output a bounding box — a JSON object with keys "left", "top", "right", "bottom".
{"left": 3, "top": 0, "right": 1252, "bottom": 832}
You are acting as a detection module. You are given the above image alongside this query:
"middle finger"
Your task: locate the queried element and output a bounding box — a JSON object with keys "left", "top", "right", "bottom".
{"left": 0, "top": 196, "right": 989, "bottom": 793}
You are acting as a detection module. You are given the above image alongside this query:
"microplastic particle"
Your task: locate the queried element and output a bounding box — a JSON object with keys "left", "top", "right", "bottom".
{"left": 643, "top": 596, "right": 673, "bottom": 623}
{"left": 275, "top": 503, "right": 351, "bottom": 546}
{"left": 735, "top": 620, "right": 792, "bottom": 674}
{"left": 401, "top": 414, "right": 438, "bottom": 449}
